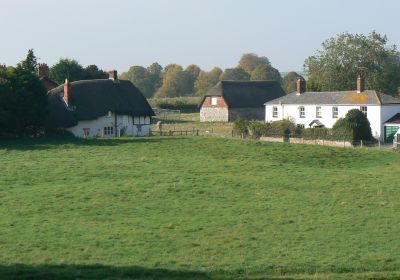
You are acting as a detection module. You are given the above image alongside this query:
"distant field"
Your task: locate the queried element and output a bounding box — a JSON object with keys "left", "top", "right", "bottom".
{"left": 1, "top": 137, "right": 400, "bottom": 279}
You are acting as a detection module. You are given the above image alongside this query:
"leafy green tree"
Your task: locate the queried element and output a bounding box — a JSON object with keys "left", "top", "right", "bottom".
{"left": 147, "top": 62, "right": 163, "bottom": 93}
{"left": 250, "top": 64, "right": 282, "bottom": 83}
{"left": 220, "top": 67, "right": 250, "bottom": 81}
{"left": 282, "top": 71, "right": 304, "bottom": 93}
{"left": 184, "top": 64, "right": 201, "bottom": 95}
{"left": 305, "top": 31, "right": 400, "bottom": 95}
{"left": 0, "top": 65, "right": 47, "bottom": 137}
{"left": 120, "top": 66, "right": 153, "bottom": 98}
{"left": 155, "top": 64, "right": 190, "bottom": 98}
{"left": 18, "top": 49, "right": 37, "bottom": 73}
{"left": 49, "top": 58, "right": 85, "bottom": 84}
{"left": 238, "top": 53, "right": 270, "bottom": 73}
{"left": 195, "top": 67, "right": 223, "bottom": 96}
{"left": 83, "top": 65, "right": 108, "bottom": 80}
{"left": 332, "top": 109, "right": 373, "bottom": 141}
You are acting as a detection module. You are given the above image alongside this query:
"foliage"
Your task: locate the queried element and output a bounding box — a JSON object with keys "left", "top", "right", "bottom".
{"left": 0, "top": 65, "right": 47, "bottom": 137}
{"left": 235, "top": 119, "right": 297, "bottom": 138}
{"left": 49, "top": 58, "right": 85, "bottom": 84}
{"left": 232, "top": 118, "right": 249, "bottom": 135}
{"left": 332, "top": 109, "right": 373, "bottom": 141}
{"left": 238, "top": 53, "right": 270, "bottom": 73}
{"left": 148, "top": 97, "right": 200, "bottom": 113}
{"left": 304, "top": 31, "right": 400, "bottom": 95}
{"left": 282, "top": 71, "right": 304, "bottom": 94}
{"left": 120, "top": 66, "right": 153, "bottom": 98}
{"left": 194, "top": 67, "right": 222, "bottom": 96}
{"left": 250, "top": 64, "right": 282, "bottom": 83}
{"left": 220, "top": 67, "right": 250, "bottom": 81}
{"left": 18, "top": 49, "right": 37, "bottom": 73}
{"left": 155, "top": 64, "right": 192, "bottom": 98}
{"left": 1, "top": 137, "right": 400, "bottom": 278}
{"left": 184, "top": 64, "right": 201, "bottom": 95}
{"left": 83, "top": 65, "right": 108, "bottom": 80}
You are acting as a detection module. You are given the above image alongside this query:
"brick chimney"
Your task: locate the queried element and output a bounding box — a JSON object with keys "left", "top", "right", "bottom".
{"left": 357, "top": 74, "right": 365, "bottom": 93}
{"left": 109, "top": 70, "right": 118, "bottom": 81}
{"left": 63, "top": 79, "right": 71, "bottom": 105}
{"left": 37, "top": 63, "right": 49, "bottom": 78}
{"left": 296, "top": 77, "right": 306, "bottom": 95}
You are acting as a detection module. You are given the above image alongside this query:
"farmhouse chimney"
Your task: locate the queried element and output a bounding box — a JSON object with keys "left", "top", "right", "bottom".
{"left": 37, "top": 63, "right": 49, "bottom": 78}
{"left": 357, "top": 74, "right": 365, "bottom": 93}
{"left": 63, "top": 79, "right": 71, "bottom": 105}
{"left": 296, "top": 77, "right": 306, "bottom": 95}
{"left": 109, "top": 70, "right": 118, "bottom": 81}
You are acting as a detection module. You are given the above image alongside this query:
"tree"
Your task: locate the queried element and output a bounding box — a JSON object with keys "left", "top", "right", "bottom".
{"left": 220, "top": 67, "right": 250, "bottom": 81}
{"left": 239, "top": 53, "right": 270, "bottom": 73}
{"left": 332, "top": 109, "right": 373, "bottom": 141}
{"left": 155, "top": 64, "right": 190, "bottom": 98}
{"left": 304, "top": 31, "right": 400, "bottom": 95}
{"left": 147, "top": 62, "right": 163, "bottom": 93}
{"left": 250, "top": 64, "right": 282, "bottom": 83}
{"left": 282, "top": 72, "right": 304, "bottom": 93}
{"left": 83, "top": 65, "right": 108, "bottom": 80}
{"left": 184, "top": 64, "right": 201, "bottom": 95}
{"left": 49, "top": 59, "right": 85, "bottom": 84}
{"left": 120, "top": 66, "right": 153, "bottom": 98}
{"left": 0, "top": 65, "right": 47, "bottom": 137}
{"left": 19, "top": 49, "right": 37, "bottom": 73}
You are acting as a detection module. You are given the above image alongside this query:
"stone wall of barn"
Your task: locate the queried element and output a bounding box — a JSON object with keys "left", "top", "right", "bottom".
{"left": 228, "top": 107, "right": 265, "bottom": 121}
{"left": 200, "top": 96, "right": 229, "bottom": 122}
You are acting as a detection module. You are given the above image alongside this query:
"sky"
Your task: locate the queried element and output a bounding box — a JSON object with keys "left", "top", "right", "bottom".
{"left": 1, "top": 0, "right": 400, "bottom": 73}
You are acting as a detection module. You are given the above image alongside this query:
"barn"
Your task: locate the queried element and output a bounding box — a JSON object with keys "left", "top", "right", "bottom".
{"left": 47, "top": 71, "right": 155, "bottom": 137}
{"left": 199, "top": 81, "right": 285, "bottom": 122}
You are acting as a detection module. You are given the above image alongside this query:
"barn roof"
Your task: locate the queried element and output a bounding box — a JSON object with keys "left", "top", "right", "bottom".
{"left": 47, "top": 79, "right": 155, "bottom": 128}
{"left": 201, "top": 81, "right": 285, "bottom": 108}
{"left": 265, "top": 90, "right": 400, "bottom": 106}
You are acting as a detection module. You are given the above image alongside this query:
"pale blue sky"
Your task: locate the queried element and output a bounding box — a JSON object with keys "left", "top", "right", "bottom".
{"left": 1, "top": 0, "right": 399, "bottom": 73}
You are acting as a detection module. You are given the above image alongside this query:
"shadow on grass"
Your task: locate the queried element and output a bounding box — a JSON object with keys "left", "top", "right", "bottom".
{"left": 0, "top": 264, "right": 300, "bottom": 280}
{"left": 0, "top": 136, "right": 190, "bottom": 151}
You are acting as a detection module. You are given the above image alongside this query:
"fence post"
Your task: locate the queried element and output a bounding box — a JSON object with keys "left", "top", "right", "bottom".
{"left": 231, "top": 130, "right": 234, "bottom": 138}
{"left": 211, "top": 127, "right": 213, "bottom": 134}
{"left": 361, "top": 139, "right": 363, "bottom": 148}
{"left": 196, "top": 130, "right": 199, "bottom": 136}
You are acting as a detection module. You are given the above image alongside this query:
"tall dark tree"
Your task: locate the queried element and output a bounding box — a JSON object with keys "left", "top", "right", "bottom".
{"left": 155, "top": 64, "right": 190, "bottom": 98}
{"left": 220, "top": 67, "right": 250, "bottom": 81}
{"left": 282, "top": 72, "right": 304, "bottom": 93}
{"left": 19, "top": 49, "right": 37, "bottom": 73}
{"left": 49, "top": 58, "right": 85, "bottom": 84}
{"left": 305, "top": 31, "right": 400, "bottom": 95}
{"left": 0, "top": 66, "right": 47, "bottom": 137}
{"left": 120, "top": 66, "right": 153, "bottom": 97}
{"left": 83, "top": 65, "right": 108, "bottom": 80}
{"left": 147, "top": 62, "right": 163, "bottom": 93}
{"left": 184, "top": 64, "right": 201, "bottom": 95}
{"left": 238, "top": 53, "right": 270, "bottom": 73}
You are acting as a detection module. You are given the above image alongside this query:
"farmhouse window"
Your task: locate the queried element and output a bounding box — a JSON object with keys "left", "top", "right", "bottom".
{"left": 137, "top": 125, "right": 142, "bottom": 133}
{"left": 83, "top": 128, "right": 90, "bottom": 137}
{"left": 107, "top": 111, "right": 112, "bottom": 117}
{"left": 332, "top": 107, "right": 338, "bottom": 118}
{"left": 103, "top": 126, "right": 114, "bottom": 136}
{"left": 299, "top": 106, "right": 305, "bottom": 118}
{"left": 297, "top": 124, "right": 305, "bottom": 129}
{"left": 272, "top": 106, "right": 278, "bottom": 118}
{"left": 316, "top": 106, "right": 322, "bottom": 118}
{"left": 211, "top": 96, "right": 217, "bottom": 106}
{"left": 360, "top": 106, "right": 367, "bottom": 116}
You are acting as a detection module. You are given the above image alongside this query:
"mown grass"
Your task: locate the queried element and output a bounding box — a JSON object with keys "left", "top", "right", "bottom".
{"left": 1, "top": 137, "right": 400, "bottom": 279}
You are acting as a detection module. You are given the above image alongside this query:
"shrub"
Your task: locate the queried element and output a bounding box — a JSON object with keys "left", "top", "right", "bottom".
{"left": 332, "top": 109, "right": 373, "bottom": 141}
{"left": 233, "top": 118, "right": 250, "bottom": 136}
{"left": 149, "top": 97, "right": 200, "bottom": 113}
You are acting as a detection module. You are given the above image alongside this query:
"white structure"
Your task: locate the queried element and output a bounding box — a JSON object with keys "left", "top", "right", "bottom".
{"left": 47, "top": 71, "right": 154, "bottom": 137}
{"left": 265, "top": 76, "right": 400, "bottom": 142}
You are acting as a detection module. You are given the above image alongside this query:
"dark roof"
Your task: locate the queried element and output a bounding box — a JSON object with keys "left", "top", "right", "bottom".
{"left": 309, "top": 119, "right": 324, "bottom": 127}
{"left": 47, "top": 79, "right": 155, "bottom": 128}
{"left": 40, "top": 77, "right": 58, "bottom": 91}
{"left": 265, "top": 90, "right": 400, "bottom": 105}
{"left": 385, "top": 113, "right": 400, "bottom": 124}
{"left": 201, "top": 81, "right": 285, "bottom": 108}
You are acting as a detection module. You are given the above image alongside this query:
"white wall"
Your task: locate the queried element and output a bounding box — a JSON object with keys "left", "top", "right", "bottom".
{"left": 265, "top": 104, "right": 385, "bottom": 139}
{"left": 68, "top": 113, "right": 151, "bottom": 138}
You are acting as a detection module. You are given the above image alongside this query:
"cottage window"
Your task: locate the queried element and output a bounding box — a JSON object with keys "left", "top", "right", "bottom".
{"left": 297, "top": 124, "right": 305, "bottom": 129}
{"left": 332, "top": 107, "right": 338, "bottom": 118}
{"left": 211, "top": 96, "right": 217, "bottom": 106}
{"left": 360, "top": 106, "right": 367, "bottom": 116}
{"left": 107, "top": 111, "right": 112, "bottom": 117}
{"left": 316, "top": 106, "right": 322, "bottom": 118}
{"left": 83, "top": 128, "right": 90, "bottom": 137}
{"left": 272, "top": 106, "right": 278, "bottom": 118}
{"left": 103, "top": 126, "right": 114, "bottom": 136}
{"left": 137, "top": 125, "right": 142, "bottom": 133}
{"left": 299, "top": 106, "right": 305, "bottom": 118}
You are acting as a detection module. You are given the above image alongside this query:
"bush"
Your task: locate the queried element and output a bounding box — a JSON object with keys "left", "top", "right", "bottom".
{"left": 149, "top": 97, "right": 200, "bottom": 113}
{"left": 332, "top": 109, "right": 373, "bottom": 141}
{"left": 233, "top": 118, "right": 249, "bottom": 136}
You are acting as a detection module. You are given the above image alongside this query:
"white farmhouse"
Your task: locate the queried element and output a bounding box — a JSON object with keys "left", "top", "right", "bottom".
{"left": 265, "top": 76, "right": 400, "bottom": 142}
{"left": 47, "top": 71, "right": 155, "bottom": 137}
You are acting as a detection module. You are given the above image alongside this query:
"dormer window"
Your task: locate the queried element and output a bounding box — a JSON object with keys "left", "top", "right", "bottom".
{"left": 107, "top": 111, "right": 112, "bottom": 117}
{"left": 211, "top": 96, "right": 217, "bottom": 106}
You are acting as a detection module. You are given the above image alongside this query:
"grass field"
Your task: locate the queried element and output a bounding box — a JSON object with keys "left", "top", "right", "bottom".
{"left": 1, "top": 137, "right": 400, "bottom": 279}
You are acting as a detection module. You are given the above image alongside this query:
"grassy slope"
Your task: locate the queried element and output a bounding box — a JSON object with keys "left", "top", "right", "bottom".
{"left": 0, "top": 137, "right": 400, "bottom": 279}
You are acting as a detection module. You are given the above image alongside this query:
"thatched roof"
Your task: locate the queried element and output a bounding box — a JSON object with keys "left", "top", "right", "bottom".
{"left": 200, "top": 81, "right": 285, "bottom": 108}
{"left": 47, "top": 79, "right": 154, "bottom": 128}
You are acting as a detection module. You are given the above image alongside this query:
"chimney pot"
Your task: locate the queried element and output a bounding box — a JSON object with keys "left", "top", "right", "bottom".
{"left": 37, "top": 63, "right": 49, "bottom": 78}
{"left": 296, "top": 77, "right": 306, "bottom": 95}
{"left": 357, "top": 74, "right": 365, "bottom": 93}
{"left": 109, "top": 70, "right": 118, "bottom": 80}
